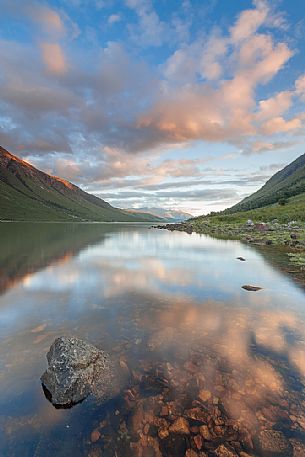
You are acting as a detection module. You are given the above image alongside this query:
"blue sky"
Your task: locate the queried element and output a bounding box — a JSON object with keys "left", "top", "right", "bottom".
{"left": 1, "top": 0, "right": 305, "bottom": 214}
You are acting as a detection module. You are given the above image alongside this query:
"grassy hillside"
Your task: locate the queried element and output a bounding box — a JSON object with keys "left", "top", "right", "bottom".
{"left": 0, "top": 146, "right": 161, "bottom": 222}
{"left": 195, "top": 192, "right": 305, "bottom": 225}
{"left": 170, "top": 193, "right": 305, "bottom": 254}
{"left": 228, "top": 153, "right": 305, "bottom": 212}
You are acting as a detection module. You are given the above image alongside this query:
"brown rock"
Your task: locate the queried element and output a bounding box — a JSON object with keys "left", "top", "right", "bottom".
{"left": 184, "top": 408, "right": 207, "bottom": 423}
{"left": 215, "top": 444, "right": 238, "bottom": 457}
{"left": 185, "top": 450, "right": 198, "bottom": 457}
{"left": 169, "top": 417, "right": 190, "bottom": 435}
{"left": 198, "top": 390, "right": 211, "bottom": 402}
{"left": 193, "top": 434, "right": 203, "bottom": 450}
{"left": 214, "top": 425, "right": 225, "bottom": 436}
{"left": 160, "top": 405, "right": 169, "bottom": 417}
{"left": 199, "top": 425, "right": 212, "bottom": 440}
{"left": 158, "top": 428, "right": 169, "bottom": 440}
{"left": 255, "top": 430, "right": 293, "bottom": 456}
{"left": 289, "top": 438, "right": 305, "bottom": 457}
{"left": 143, "top": 423, "right": 150, "bottom": 435}
{"left": 90, "top": 429, "right": 101, "bottom": 443}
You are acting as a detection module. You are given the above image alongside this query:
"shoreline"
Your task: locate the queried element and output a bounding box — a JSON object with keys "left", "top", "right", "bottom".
{"left": 155, "top": 220, "right": 305, "bottom": 280}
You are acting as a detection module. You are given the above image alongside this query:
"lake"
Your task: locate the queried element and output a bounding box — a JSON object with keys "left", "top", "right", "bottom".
{"left": 0, "top": 222, "right": 305, "bottom": 457}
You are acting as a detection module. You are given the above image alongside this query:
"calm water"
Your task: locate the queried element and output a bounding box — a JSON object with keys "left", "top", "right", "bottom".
{"left": 0, "top": 222, "right": 305, "bottom": 457}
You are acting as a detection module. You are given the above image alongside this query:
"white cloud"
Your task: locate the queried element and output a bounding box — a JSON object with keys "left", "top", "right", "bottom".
{"left": 108, "top": 14, "right": 121, "bottom": 25}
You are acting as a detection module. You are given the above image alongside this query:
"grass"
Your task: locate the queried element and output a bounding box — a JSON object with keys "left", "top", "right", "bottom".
{"left": 197, "top": 192, "right": 305, "bottom": 226}
{"left": 172, "top": 193, "right": 305, "bottom": 253}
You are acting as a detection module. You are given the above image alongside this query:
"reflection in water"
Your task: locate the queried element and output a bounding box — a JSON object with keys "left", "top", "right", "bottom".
{"left": 0, "top": 223, "right": 305, "bottom": 456}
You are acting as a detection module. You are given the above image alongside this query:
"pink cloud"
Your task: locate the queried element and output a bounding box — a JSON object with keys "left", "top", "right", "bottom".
{"left": 261, "top": 116, "right": 302, "bottom": 135}
{"left": 135, "top": 1, "right": 298, "bottom": 150}
{"left": 40, "top": 42, "right": 67, "bottom": 75}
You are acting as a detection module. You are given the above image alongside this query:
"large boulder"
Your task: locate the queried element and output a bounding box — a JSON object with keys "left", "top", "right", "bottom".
{"left": 41, "top": 336, "right": 117, "bottom": 406}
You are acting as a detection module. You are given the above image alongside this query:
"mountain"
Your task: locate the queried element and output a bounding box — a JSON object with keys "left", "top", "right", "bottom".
{"left": 0, "top": 146, "right": 161, "bottom": 222}
{"left": 127, "top": 207, "right": 193, "bottom": 222}
{"left": 228, "top": 153, "right": 305, "bottom": 213}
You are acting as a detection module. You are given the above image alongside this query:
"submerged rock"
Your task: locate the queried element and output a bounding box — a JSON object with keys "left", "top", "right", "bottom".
{"left": 254, "top": 430, "right": 293, "bottom": 457}
{"left": 242, "top": 285, "right": 262, "bottom": 292}
{"left": 41, "top": 336, "right": 117, "bottom": 406}
{"left": 215, "top": 444, "right": 238, "bottom": 457}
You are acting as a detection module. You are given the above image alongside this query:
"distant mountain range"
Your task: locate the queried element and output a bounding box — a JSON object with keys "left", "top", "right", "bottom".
{"left": 0, "top": 146, "right": 162, "bottom": 222}
{"left": 127, "top": 207, "right": 193, "bottom": 222}
{"left": 228, "top": 153, "right": 305, "bottom": 213}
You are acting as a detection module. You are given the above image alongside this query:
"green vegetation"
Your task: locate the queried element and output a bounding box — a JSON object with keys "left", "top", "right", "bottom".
{"left": 193, "top": 192, "right": 305, "bottom": 226}
{"left": 178, "top": 153, "right": 305, "bottom": 257}
{"left": 0, "top": 146, "right": 161, "bottom": 222}
{"left": 228, "top": 153, "right": 305, "bottom": 212}
{"left": 185, "top": 192, "right": 305, "bottom": 249}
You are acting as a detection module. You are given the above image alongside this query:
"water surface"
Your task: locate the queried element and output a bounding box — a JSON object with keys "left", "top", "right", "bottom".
{"left": 0, "top": 222, "right": 305, "bottom": 456}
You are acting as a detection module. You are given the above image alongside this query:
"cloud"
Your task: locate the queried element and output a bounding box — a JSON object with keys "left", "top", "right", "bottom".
{"left": 135, "top": 2, "right": 296, "bottom": 150}
{"left": 244, "top": 140, "right": 298, "bottom": 154}
{"left": 29, "top": 5, "right": 65, "bottom": 35}
{"left": 0, "top": 0, "right": 305, "bottom": 214}
{"left": 256, "top": 91, "right": 292, "bottom": 121}
{"left": 1, "top": 1, "right": 66, "bottom": 37}
{"left": 108, "top": 14, "right": 121, "bottom": 25}
{"left": 40, "top": 42, "right": 68, "bottom": 75}
{"left": 261, "top": 116, "right": 302, "bottom": 135}
{"left": 229, "top": 0, "right": 268, "bottom": 42}
{"left": 125, "top": 0, "right": 166, "bottom": 46}
{"left": 98, "top": 188, "right": 239, "bottom": 202}
{"left": 295, "top": 74, "right": 305, "bottom": 100}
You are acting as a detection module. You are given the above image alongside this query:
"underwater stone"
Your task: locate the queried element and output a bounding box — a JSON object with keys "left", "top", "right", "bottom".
{"left": 41, "top": 336, "right": 117, "bottom": 406}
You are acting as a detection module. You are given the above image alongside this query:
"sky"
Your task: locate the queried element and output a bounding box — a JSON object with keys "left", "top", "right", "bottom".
{"left": 1, "top": 0, "right": 305, "bottom": 215}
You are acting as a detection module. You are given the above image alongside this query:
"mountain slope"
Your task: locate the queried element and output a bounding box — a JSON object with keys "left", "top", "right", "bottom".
{"left": 0, "top": 146, "right": 161, "bottom": 222}
{"left": 228, "top": 153, "right": 305, "bottom": 213}
{"left": 127, "top": 207, "right": 193, "bottom": 222}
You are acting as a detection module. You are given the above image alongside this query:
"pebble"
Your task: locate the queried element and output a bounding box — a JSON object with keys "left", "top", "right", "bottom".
{"left": 90, "top": 429, "right": 101, "bottom": 443}
{"left": 198, "top": 390, "right": 211, "bottom": 402}
{"left": 214, "top": 443, "right": 238, "bottom": 456}
{"left": 193, "top": 434, "right": 203, "bottom": 450}
{"left": 199, "top": 425, "right": 211, "bottom": 440}
{"left": 158, "top": 427, "right": 169, "bottom": 439}
{"left": 169, "top": 417, "right": 190, "bottom": 435}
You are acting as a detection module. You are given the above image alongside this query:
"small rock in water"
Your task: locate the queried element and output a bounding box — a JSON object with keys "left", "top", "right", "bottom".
{"left": 198, "top": 389, "right": 211, "bottom": 402}
{"left": 169, "top": 417, "right": 190, "bottom": 435}
{"left": 215, "top": 443, "right": 238, "bottom": 457}
{"left": 242, "top": 285, "right": 262, "bottom": 292}
{"left": 193, "top": 434, "right": 203, "bottom": 450}
{"left": 90, "top": 429, "right": 101, "bottom": 443}
{"left": 199, "top": 425, "right": 211, "bottom": 440}
{"left": 236, "top": 257, "right": 246, "bottom": 261}
{"left": 41, "top": 336, "right": 117, "bottom": 406}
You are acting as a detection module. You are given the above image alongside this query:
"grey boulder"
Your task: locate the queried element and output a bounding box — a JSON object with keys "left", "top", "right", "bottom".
{"left": 41, "top": 336, "right": 117, "bottom": 406}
